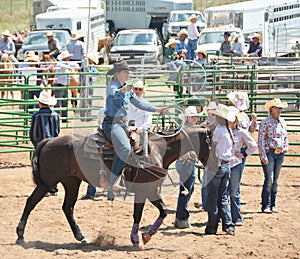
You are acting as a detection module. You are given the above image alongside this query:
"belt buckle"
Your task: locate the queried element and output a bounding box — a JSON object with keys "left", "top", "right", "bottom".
{"left": 274, "top": 148, "right": 281, "bottom": 154}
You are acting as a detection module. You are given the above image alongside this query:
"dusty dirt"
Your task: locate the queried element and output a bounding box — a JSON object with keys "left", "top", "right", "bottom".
{"left": 0, "top": 132, "right": 300, "bottom": 259}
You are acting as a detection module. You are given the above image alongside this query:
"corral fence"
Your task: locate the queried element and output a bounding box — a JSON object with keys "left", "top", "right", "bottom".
{"left": 0, "top": 61, "right": 299, "bottom": 167}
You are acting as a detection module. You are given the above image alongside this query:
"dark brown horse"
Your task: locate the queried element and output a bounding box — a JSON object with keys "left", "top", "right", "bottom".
{"left": 16, "top": 127, "right": 210, "bottom": 249}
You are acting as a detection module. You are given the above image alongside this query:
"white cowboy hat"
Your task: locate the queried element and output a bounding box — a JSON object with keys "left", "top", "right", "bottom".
{"left": 185, "top": 106, "right": 199, "bottom": 117}
{"left": 45, "top": 31, "right": 55, "bottom": 37}
{"left": 165, "top": 38, "right": 180, "bottom": 47}
{"left": 228, "top": 106, "right": 248, "bottom": 122}
{"left": 194, "top": 48, "right": 207, "bottom": 57}
{"left": 252, "top": 33, "right": 261, "bottom": 40}
{"left": 70, "top": 33, "right": 79, "bottom": 40}
{"left": 227, "top": 91, "right": 250, "bottom": 111}
{"left": 212, "top": 104, "right": 237, "bottom": 122}
{"left": 2, "top": 30, "right": 11, "bottom": 36}
{"left": 177, "top": 29, "right": 188, "bottom": 37}
{"left": 187, "top": 14, "right": 198, "bottom": 22}
{"left": 265, "top": 98, "right": 288, "bottom": 111}
{"left": 132, "top": 79, "right": 145, "bottom": 89}
{"left": 34, "top": 91, "right": 57, "bottom": 106}
{"left": 57, "top": 51, "right": 73, "bottom": 61}
{"left": 229, "top": 32, "right": 240, "bottom": 41}
{"left": 25, "top": 51, "right": 40, "bottom": 62}
{"left": 87, "top": 53, "right": 98, "bottom": 64}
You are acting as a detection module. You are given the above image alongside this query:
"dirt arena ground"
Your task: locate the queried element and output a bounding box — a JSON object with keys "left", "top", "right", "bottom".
{"left": 0, "top": 132, "right": 300, "bottom": 259}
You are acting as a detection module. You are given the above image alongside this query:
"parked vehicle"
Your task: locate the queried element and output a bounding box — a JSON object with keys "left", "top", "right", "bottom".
{"left": 162, "top": 10, "right": 205, "bottom": 42}
{"left": 197, "top": 25, "right": 245, "bottom": 56}
{"left": 17, "top": 29, "right": 71, "bottom": 61}
{"left": 204, "top": 0, "right": 300, "bottom": 57}
{"left": 108, "top": 29, "right": 164, "bottom": 65}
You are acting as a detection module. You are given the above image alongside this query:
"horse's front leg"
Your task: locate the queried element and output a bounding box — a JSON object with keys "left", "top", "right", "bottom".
{"left": 142, "top": 196, "right": 168, "bottom": 245}
{"left": 61, "top": 177, "right": 89, "bottom": 243}
{"left": 130, "top": 201, "right": 145, "bottom": 250}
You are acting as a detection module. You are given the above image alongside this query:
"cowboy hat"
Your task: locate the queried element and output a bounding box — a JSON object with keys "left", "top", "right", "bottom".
{"left": 203, "top": 101, "right": 217, "bottom": 116}
{"left": 265, "top": 98, "right": 288, "bottom": 111}
{"left": 185, "top": 106, "right": 199, "bottom": 117}
{"left": 223, "top": 31, "right": 231, "bottom": 38}
{"left": 229, "top": 32, "right": 240, "bottom": 41}
{"left": 194, "top": 48, "right": 207, "bottom": 57}
{"left": 228, "top": 106, "right": 248, "bottom": 122}
{"left": 2, "top": 30, "right": 11, "bottom": 36}
{"left": 132, "top": 79, "right": 145, "bottom": 89}
{"left": 45, "top": 31, "right": 55, "bottom": 37}
{"left": 187, "top": 13, "right": 198, "bottom": 22}
{"left": 212, "top": 104, "right": 237, "bottom": 122}
{"left": 165, "top": 38, "right": 180, "bottom": 47}
{"left": 34, "top": 90, "right": 57, "bottom": 106}
{"left": 70, "top": 33, "right": 79, "bottom": 40}
{"left": 25, "top": 54, "right": 40, "bottom": 62}
{"left": 57, "top": 51, "right": 73, "bottom": 61}
{"left": 107, "top": 60, "right": 135, "bottom": 75}
{"left": 252, "top": 33, "right": 261, "bottom": 40}
{"left": 87, "top": 53, "right": 98, "bottom": 64}
{"left": 177, "top": 29, "right": 188, "bottom": 37}
{"left": 227, "top": 91, "right": 249, "bottom": 111}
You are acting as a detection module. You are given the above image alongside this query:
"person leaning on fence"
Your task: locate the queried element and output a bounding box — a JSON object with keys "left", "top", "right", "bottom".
{"left": 229, "top": 32, "right": 245, "bottom": 57}
{"left": 204, "top": 104, "right": 236, "bottom": 235}
{"left": 102, "top": 60, "right": 164, "bottom": 201}
{"left": 175, "top": 29, "right": 188, "bottom": 60}
{"left": 174, "top": 106, "right": 200, "bottom": 229}
{"left": 258, "top": 98, "right": 289, "bottom": 214}
{"left": 228, "top": 106, "right": 257, "bottom": 226}
{"left": 247, "top": 33, "right": 263, "bottom": 57}
{"left": 29, "top": 90, "right": 60, "bottom": 196}
{"left": 220, "top": 31, "right": 232, "bottom": 56}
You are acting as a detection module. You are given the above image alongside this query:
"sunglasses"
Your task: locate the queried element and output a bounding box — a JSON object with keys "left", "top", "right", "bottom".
{"left": 188, "top": 115, "right": 198, "bottom": 118}
{"left": 133, "top": 88, "right": 143, "bottom": 91}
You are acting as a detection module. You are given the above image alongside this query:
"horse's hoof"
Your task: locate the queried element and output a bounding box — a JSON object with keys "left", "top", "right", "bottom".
{"left": 141, "top": 232, "right": 151, "bottom": 244}
{"left": 16, "top": 238, "right": 25, "bottom": 246}
{"left": 81, "top": 237, "right": 90, "bottom": 244}
{"left": 133, "top": 243, "right": 144, "bottom": 250}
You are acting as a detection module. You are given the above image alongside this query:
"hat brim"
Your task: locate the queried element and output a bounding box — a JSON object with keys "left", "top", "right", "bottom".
{"left": 265, "top": 102, "right": 288, "bottom": 110}
{"left": 107, "top": 65, "right": 135, "bottom": 75}
{"left": 34, "top": 94, "right": 57, "bottom": 106}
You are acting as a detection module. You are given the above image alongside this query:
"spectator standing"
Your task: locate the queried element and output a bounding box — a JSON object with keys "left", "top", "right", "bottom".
{"left": 220, "top": 32, "right": 232, "bottom": 56}
{"left": 229, "top": 32, "right": 245, "bottom": 57}
{"left": 46, "top": 31, "right": 61, "bottom": 60}
{"left": 174, "top": 106, "right": 199, "bottom": 229}
{"left": 258, "top": 98, "right": 288, "bottom": 213}
{"left": 204, "top": 104, "right": 236, "bottom": 235}
{"left": 186, "top": 14, "right": 200, "bottom": 60}
{"left": 175, "top": 29, "right": 188, "bottom": 59}
{"left": 0, "top": 29, "right": 18, "bottom": 63}
{"left": 247, "top": 33, "right": 263, "bottom": 57}
{"left": 67, "top": 32, "right": 86, "bottom": 64}
{"left": 29, "top": 91, "right": 60, "bottom": 196}
{"left": 53, "top": 50, "right": 80, "bottom": 122}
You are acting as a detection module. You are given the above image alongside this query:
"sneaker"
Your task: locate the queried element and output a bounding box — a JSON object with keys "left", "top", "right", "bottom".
{"left": 262, "top": 208, "right": 272, "bottom": 214}
{"left": 234, "top": 221, "right": 243, "bottom": 226}
{"left": 226, "top": 230, "right": 235, "bottom": 235}
{"left": 271, "top": 207, "right": 278, "bottom": 213}
{"left": 174, "top": 218, "right": 191, "bottom": 229}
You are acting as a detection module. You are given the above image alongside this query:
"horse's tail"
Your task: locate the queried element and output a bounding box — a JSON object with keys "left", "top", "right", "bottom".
{"left": 31, "top": 139, "right": 51, "bottom": 188}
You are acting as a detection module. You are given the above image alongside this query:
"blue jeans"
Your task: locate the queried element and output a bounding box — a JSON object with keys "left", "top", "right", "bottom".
{"left": 261, "top": 151, "right": 284, "bottom": 210}
{"left": 205, "top": 162, "right": 234, "bottom": 233}
{"left": 102, "top": 117, "right": 131, "bottom": 186}
{"left": 54, "top": 87, "right": 68, "bottom": 119}
{"left": 187, "top": 39, "right": 198, "bottom": 60}
{"left": 229, "top": 163, "right": 244, "bottom": 223}
{"left": 86, "top": 184, "right": 96, "bottom": 197}
{"left": 175, "top": 159, "right": 196, "bottom": 220}
{"left": 201, "top": 168, "right": 208, "bottom": 210}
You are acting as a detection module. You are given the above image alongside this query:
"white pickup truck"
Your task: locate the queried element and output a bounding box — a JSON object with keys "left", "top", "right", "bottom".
{"left": 162, "top": 10, "right": 205, "bottom": 42}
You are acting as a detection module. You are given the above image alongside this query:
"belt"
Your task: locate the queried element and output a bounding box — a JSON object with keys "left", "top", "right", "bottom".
{"left": 220, "top": 160, "right": 229, "bottom": 163}
{"left": 269, "top": 148, "right": 282, "bottom": 154}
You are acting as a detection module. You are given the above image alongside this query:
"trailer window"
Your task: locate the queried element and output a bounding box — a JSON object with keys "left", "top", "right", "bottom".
{"left": 77, "top": 21, "right": 82, "bottom": 31}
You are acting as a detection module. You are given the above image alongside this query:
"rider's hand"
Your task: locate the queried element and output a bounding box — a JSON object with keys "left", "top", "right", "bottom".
{"left": 156, "top": 107, "right": 167, "bottom": 114}
{"left": 122, "top": 84, "right": 132, "bottom": 93}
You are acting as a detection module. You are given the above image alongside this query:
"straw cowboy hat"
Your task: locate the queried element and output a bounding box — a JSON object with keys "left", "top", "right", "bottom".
{"left": 227, "top": 91, "right": 250, "bottom": 111}
{"left": 228, "top": 106, "right": 248, "bottom": 122}
{"left": 212, "top": 104, "right": 237, "bottom": 122}
{"left": 194, "top": 48, "right": 207, "bottom": 57}
{"left": 70, "top": 33, "right": 80, "bottom": 40}
{"left": 2, "top": 30, "right": 11, "bottom": 36}
{"left": 57, "top": 51, "right": 73, "bottom": 61}
{"left": 45, "top": 31, "right": 56, "bottom": 37}
{"left": 87, "top": 53, "right": 98, "bottom": 64}
{"left": 229, "top": 32, "right": 240, "bottom": 41}
{"left": 132, "top": 79, "right": 146, "bottom": 89}
{"left": 34, "top": 91, "right": 57, "bottom": 106}
{"left": 187, "top": 13, "right": 198, "bottom": 22}
{"left": 203, "top": 101, "right": 217, "bottom": 116}
{"left": 251, "top": 33, "right": 261, "bottom": 40}
{"left": 185, "top": 106, "right": 199, "bottom": 117}
{"left": 177, "top": 29, "right": 188, "bottom": 37}
{"left": 107, "top": 60, "right": 135, "bottom": 75}
{"left": 265, "top": 98, "right": 288, "bottom": 111}
{"left": 165, "top": 38, "right": 180, "bottom": 47}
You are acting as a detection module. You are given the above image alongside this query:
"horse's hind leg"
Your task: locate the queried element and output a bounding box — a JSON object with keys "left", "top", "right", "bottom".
{"left": 16, "top": 185, "right": 48, "bottom": 244}
{"left": 61, "top": 176, "right": 89, "bottom": 243}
